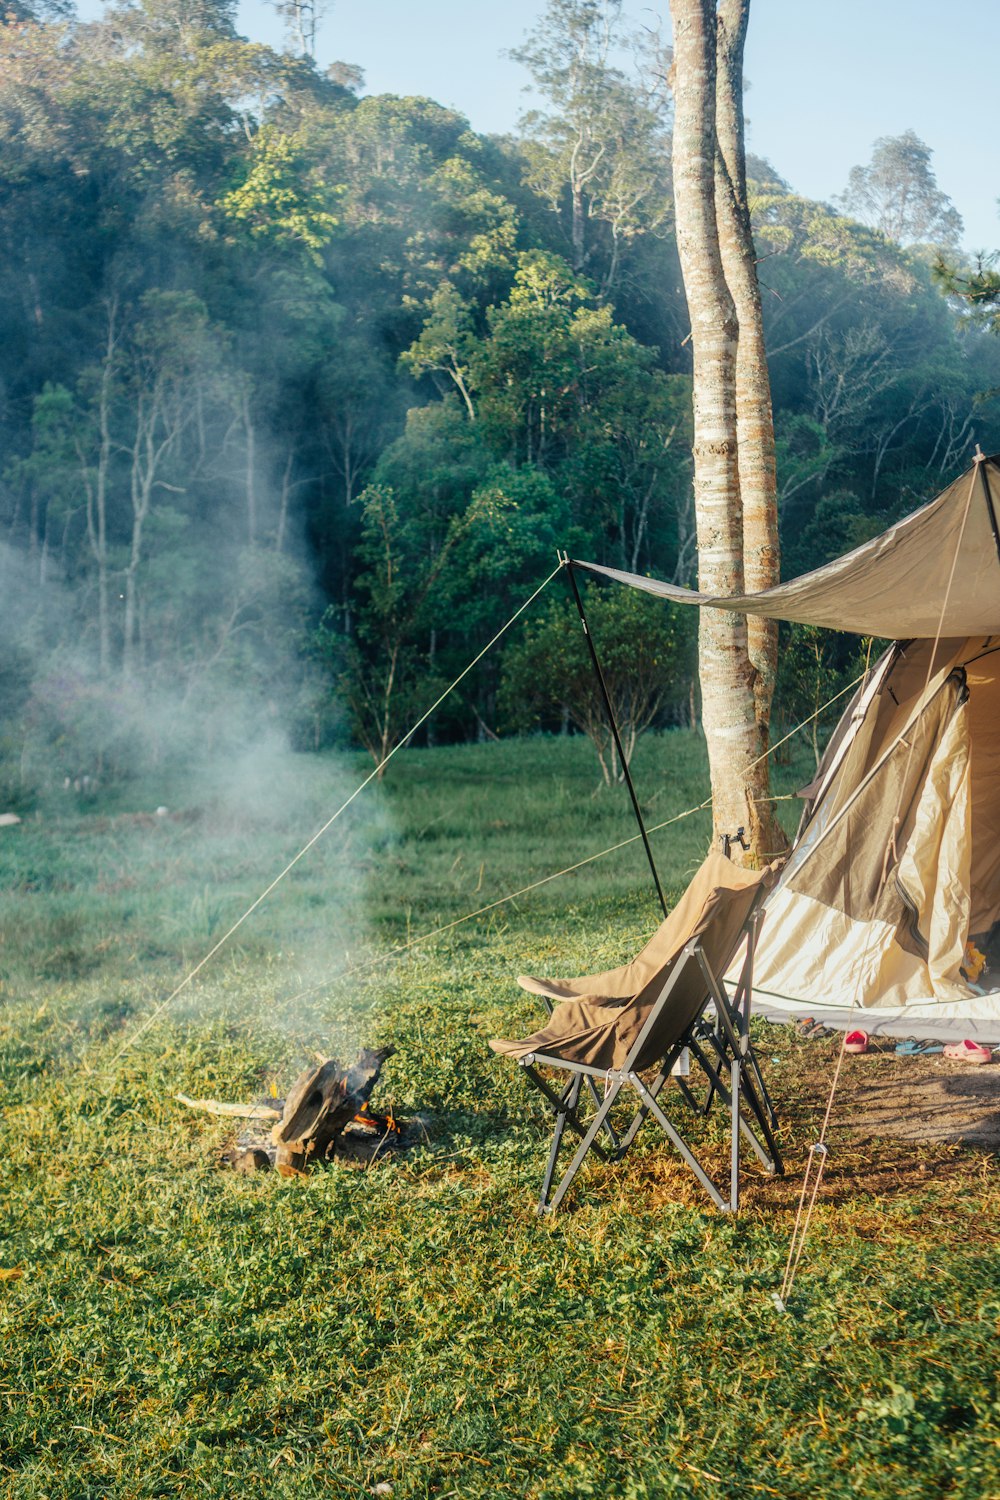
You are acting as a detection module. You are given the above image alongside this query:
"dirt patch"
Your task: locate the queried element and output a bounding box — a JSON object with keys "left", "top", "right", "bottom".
{"left": 831, "top": 1054, "right": 1000, "bottom": 1149}
{"left": 786, "top": 1040, "right": 1000, "bottom": 1150}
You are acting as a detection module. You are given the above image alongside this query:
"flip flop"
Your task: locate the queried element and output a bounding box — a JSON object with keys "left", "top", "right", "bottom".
{"left": 895, "top": 1039, "right": 944, "bottom": 1056}
{"left": 844, "top": 1029, "right": 869, "bottom": 1054}
{"left": 943, "top": 1039, "right": 992, "bottom": 1065}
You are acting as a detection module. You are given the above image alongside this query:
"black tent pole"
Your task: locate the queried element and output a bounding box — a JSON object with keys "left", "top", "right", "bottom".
{"left": 562, "top": 555, "right": 669, "bottom": 919}
{"left": 975, "top": 448, "right": 1000, "bottom": 565}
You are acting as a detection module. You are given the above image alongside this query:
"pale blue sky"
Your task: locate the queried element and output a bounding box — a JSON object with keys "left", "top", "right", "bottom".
{"left": 77, "top": 0, "right": 1000, "bottom": 251}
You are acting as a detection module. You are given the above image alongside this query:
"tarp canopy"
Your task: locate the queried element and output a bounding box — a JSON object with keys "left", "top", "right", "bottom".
{"left": 572, "top": 454, "right": 1000, "bottom": 639}
{"left": 569, "top": 454, "right": 1000, "bottom": 1041}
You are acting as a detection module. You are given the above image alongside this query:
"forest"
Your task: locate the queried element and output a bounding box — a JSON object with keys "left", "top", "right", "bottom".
{"left": 3, "top": 0, "right": 999, "bottom": 799}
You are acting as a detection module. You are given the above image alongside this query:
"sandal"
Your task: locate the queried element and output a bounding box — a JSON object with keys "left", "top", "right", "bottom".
{"left": 844, "top": 1029, "right": 869, "bottom": 1054}
{"left": 895, "top": 1039, "right": 944, "bottom": 1056}
{"left": 943, "top": 1039, "right": 991, "bottom": 1065}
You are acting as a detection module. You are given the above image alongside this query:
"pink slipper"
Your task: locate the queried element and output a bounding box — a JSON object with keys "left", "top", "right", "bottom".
{"left": 943, "top": 1039, "right": 991, "bottom": 1064}
{"left": 844, "top": 1029, "right": 869, "bottom": 1054}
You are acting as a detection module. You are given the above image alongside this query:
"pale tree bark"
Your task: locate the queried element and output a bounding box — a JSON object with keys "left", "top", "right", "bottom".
{"left": 77, "top": 299, "right": 117, "bottom": 678}
{"left": 714, "top": 1, "right": 778, "bottom": 682}
{"left": 123, "top": 381, "right": 186, "bottom": 679}
{"left": 241, "top": 388, "right": 258, "bottom": 545}
{"left": 669, "top": 0, "right": 782, "bottom": 862}
{"left": 713, "top": 0, "right": 785, "bottom": 855}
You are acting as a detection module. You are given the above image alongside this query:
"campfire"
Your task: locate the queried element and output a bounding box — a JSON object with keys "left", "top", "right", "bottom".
{"left": 178, "top": 1047, "right": 404, "bottom": 1175}
{"left": 271, "top": 1047, "right": 401, "bottom": 1176}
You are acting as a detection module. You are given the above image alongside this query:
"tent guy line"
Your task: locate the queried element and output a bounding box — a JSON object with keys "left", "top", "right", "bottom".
{"left": 778, "top": 452, "right": 981, "bottom": 1303}
{"left": 265, "top": 671, "right": 867, "bottom": 1018}
{"left": 104, "top": 563, "right": 564, "bottom": 1069}
{"left": 99, "top": 577, "right": 868, "bottom": 1071}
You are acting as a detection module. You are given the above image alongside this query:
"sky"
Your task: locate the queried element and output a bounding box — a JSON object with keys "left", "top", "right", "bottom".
{"left": 76, "top": 0, "right": 1000, "bottom": 252}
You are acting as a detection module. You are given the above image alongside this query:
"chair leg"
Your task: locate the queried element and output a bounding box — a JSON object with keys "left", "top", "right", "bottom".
{"left": 613, "top": 1042, "right": 686, "bottom": 1153}
{"left": 539, "top": 1074, "right": 580, "bottom": 1211}
{"left": 542, "top": 995, "right": 621, "bottom": 1150}
{"left": 630, "top": 1075, "right": 728, "bottom": 1211}
{"left": 542, "top": 1084, "right": 623, "bottom": 1214}
{"left": 744, "top": 1040, "right": 779, "bottom": 1130}
{"left": 683, "top": 1042, "right": 782, "bottom": 1185}
{"left": 731, "top": 1057, "right": 740, "bottom": 1211}
{"left": 693, "top": 1025, "right": 783, "bottom": 1176}
{"left": 521, "top": 1066, "right": 610, "bottom": 1161}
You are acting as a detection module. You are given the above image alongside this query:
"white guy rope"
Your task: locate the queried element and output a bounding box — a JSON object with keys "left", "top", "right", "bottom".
{"left": 273, "top": 669, "right": 869, "bottom": 1012}
{"left": 779, "top": 459, "right": 979, "bottom": 1303}
{"left": 107, "top": 564, "right": 563, "bottom": 1065}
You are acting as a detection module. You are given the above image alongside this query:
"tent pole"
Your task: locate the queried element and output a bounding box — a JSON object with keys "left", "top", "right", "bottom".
{"left": 562, "top": 556, "right": 669, "bottom": 919}
{"left": 975, "top": 451, "right": 1000, "bottom": 565}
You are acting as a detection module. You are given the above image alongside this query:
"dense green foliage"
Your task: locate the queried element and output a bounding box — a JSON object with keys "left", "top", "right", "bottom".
{"left": 2, "top": 739, "right": 998, "bottom": 1498}
{"left": 2, "top": 0, "right": 1000, "bottom": 797}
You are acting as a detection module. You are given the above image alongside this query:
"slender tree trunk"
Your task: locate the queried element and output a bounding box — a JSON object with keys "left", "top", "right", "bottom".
{"left": 669, "top": 0, "right": 778, "bottom": 862}
{"left": 451, "top": 365, "right": 476, "bottom": 422}
{"left": 276, "top": 447, "right": 293, "bottom": 553}
{"left": 79, "top": 303, "right": 116, "bottom": 677}
{"left": 713, "top": 0, "right": 785, "bottom": 854}
{"left": 242, "top": 390, "right": 257, "bottom": 544}
{"left": 570, "top": 163, "right": 587, "bottom": 270}
{"left": 123, "top": 418, "right": 154, "bottom": 680}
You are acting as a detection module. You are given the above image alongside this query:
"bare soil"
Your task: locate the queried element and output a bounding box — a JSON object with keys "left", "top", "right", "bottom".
{"left": 791, "top": 1041, "right": 1000, "bottom": 1150}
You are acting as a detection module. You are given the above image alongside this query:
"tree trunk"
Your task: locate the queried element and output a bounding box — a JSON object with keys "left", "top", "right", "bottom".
{"left": 242, "top": 389, "right": 257, "bottom": 545}
{"left": 669, "top": 0, "right": 778, "bottom": 863}
{"left": 79, "top": 304, "right": 116, "bottom": 677}
{"left": 123, "top": 417, "right": 154, "bottom": 680}
{"left": 571, "top": 168, "right": 587, "bottom": 270}
{"left": 713, "top": 0, "right": 786, "bottom": 854}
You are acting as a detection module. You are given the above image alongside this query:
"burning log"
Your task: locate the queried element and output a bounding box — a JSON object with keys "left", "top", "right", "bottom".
{"left": 271, "top": 1047, "right": 397, "bottom": 1176}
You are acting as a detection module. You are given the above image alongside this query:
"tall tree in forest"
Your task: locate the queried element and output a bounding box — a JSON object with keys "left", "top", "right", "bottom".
{"left": 511, "top": 0, "right": 671, "bottom": 294}
{"left": 713, "top": 0, "right": 778, "bottom": 731}
{"left": 839, "top": 131, "right": 963, "bottom": 251}
{"left": 668, "top": 0, "right": 784, "bottom": 861}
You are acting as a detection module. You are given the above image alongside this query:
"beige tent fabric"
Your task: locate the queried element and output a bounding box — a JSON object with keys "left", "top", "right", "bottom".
{"left": 490, "top": 851, "right": 770, "bottom": 1071}
{"left": 751, "top": 638, "right": 1000, "bottom": 1020}
{"left": 966, "top": 648, "right": 1000, "bottom": 932}
{"left": 895, "top": 704, "right": 971, "bottom": 996}
{"left": 785, "top": 668, "right": 965, "bottom": 929}
{"left": 561, "top": 455, "right": 1000, "bottom": 1035}
{"left": 572, "top": 457, "right": 1000, "bottom": 640}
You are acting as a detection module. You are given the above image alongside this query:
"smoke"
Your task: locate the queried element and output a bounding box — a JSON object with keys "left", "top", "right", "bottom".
{"left": 0, "top": 428, "right": 386, "bottom": 1056}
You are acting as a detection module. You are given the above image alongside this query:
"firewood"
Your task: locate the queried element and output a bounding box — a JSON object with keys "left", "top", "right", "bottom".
{"left": 271, "top": 1048, "right": 394, "bottom": 1174}
{"left": 173, "top": 1093, "right": 281, "bottom": 1121}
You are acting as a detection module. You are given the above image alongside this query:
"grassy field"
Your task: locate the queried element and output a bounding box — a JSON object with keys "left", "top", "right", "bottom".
{"left": 1, "top": 733, "right": 998, "bottom": 1499}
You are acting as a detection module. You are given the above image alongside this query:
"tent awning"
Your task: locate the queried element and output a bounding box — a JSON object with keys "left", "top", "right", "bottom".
{"left": 573, "top": 454, "right": 1000, "bottom": 639}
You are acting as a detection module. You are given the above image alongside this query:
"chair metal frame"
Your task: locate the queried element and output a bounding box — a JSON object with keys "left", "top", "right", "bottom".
{"left": 516, "top": 895, "right": 783, "bottom": 1214}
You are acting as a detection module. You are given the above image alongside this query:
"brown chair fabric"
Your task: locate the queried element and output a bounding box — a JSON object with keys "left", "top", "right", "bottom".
{"left": 490, "top": 851, "right": 772, "bottom": 1072}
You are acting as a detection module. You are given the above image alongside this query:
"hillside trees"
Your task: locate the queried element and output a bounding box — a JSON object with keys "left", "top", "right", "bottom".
{"left": 1, "top": 0, "right": 999, "bottom": 794}
{"left": 501, "top": 587, "right": 695, "bottom": 783}
{"left": 329, "top": 250, "right": 693, "bottom": 755}
{"left": 511, "top": 0, "right": 672, "bottom": 295}
{"left": 840, "top": 130, "right": 963, "bottom": 251}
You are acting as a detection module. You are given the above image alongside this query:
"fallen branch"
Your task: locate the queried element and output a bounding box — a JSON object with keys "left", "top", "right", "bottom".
{"left": 173, "top": 1093, "right": 281, "bottom": 1121}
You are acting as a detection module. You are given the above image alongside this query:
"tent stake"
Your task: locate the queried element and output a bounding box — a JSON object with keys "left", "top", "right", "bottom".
{"left": 562, "top": 557, "right": 669, "bottom": 919}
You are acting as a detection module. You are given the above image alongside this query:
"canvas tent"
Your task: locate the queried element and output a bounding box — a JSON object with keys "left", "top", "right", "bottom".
{"left": 572, "top": 452, "right": 1000, "bottom": 1044}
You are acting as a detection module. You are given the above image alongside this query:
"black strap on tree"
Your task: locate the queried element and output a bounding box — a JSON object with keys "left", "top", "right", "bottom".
{"left": 562, "top": 555, "right": 669, "bottom": 919}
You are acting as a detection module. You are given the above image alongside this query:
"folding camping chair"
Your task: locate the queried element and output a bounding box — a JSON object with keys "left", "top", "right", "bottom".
{"left": 490, "top": 850, "right": 784, "bottom": 1214}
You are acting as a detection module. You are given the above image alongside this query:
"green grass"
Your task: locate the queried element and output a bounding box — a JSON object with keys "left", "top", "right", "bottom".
{"left": 1, "top": 734, "right": 998, "bottom": 1499}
